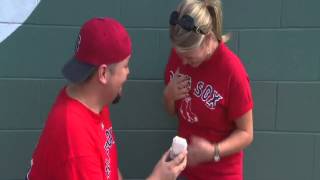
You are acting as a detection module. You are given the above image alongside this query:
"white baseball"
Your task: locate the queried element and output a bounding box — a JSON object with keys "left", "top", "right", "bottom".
{"left": 170, "top": 136, "right": 188, "bottom": 159}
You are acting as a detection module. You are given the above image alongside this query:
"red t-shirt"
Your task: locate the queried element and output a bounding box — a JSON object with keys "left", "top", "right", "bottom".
{"left": 164, "top": 43, "right": 253, "bottom": 180}
{"left": 27, "top": 87, "right": 119, "bottom": 180}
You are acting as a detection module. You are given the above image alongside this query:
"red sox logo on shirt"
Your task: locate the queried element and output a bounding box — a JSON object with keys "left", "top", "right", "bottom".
{"left": 180, "top": 96, "right": 199, "bottom": 123}
{"left": 170, "top": 71, "right": 223, "bottom": 124}
{"left": 104, "top": 127, "right": 115, "bottom": 179}
{"left": 170, "top": 71, "right": 198, "bottom": 123}
{"left": 193, "top": 81, "right": 223, "bottom": 110}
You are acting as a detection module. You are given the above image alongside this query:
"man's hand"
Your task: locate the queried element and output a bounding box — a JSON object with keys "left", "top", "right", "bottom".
{"left": 147, "top": 149, "right": 187, "bottom": 180}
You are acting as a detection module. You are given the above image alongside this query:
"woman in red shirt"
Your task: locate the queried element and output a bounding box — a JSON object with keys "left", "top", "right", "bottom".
{"left": 164, "top": 0, "right": 254, "bottom": 179}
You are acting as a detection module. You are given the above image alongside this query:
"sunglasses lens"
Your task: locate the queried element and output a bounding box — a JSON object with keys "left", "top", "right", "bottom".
{"left": 170, "top": 11, "right": 179, "bottom": 25}
{"left": 169, "top": 12, "right": 203, "bottom": 34}
{"left": 181, "top": 15, "right": 194, "bottom": 31}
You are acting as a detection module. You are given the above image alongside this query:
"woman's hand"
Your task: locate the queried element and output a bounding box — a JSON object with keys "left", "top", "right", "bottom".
{"left": 164, "top": 68, "right": 190, "bottom": 102}
{"left": 187, "top": 136, "right": 214, "bottom": 166}
{"left": 187, "top": 110, "right": 254, "bottom": 166}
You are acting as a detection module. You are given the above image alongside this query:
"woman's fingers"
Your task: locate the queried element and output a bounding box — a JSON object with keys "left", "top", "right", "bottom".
{"left": 177, "top": 80, "right": 190, "bottom": 89}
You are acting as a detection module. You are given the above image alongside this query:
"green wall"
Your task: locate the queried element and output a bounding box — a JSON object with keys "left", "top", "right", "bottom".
{"left": 0, "top": 0, "right": 319, "bottom": 179}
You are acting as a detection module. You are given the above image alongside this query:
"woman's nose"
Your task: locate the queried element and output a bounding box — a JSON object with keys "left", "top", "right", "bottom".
{"left": 182, "top": 58, "right": 188, "bottom": 65}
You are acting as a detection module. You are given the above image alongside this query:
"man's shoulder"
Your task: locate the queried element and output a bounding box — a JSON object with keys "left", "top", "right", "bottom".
{"left": 43, "top": 97, "right": 98, "bottom": 150}
{"left": 49, "top": 97, "right": 79, "bottom": 119}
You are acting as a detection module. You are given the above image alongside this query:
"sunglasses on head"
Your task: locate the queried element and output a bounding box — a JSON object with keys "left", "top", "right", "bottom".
{"left": 169, "top": 11, "right": 206, "bottom": 34}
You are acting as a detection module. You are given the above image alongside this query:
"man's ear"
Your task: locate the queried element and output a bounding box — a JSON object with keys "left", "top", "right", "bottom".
{"left": 97, "top": 64, "right": 110, "bottom": 84}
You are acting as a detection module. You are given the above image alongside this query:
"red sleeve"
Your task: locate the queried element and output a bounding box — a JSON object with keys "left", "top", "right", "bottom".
{"left": 227, "top": 69, "right": 254, "bottom": 121}
{"left": 56, "top": 156, "right": 104, "bottom": 180}
{"left": 164, "top": 49, "right": 178, "bottom": 85}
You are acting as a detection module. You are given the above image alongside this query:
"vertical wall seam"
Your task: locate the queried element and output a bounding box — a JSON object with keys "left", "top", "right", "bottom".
{"left": 275, "top": 82, "right": 279, "bottom": 130}
{"left": 280, "top": 0, "right": 284, "bottom": 28}
{"left": 312, "top": 136, "right": 316, "bottom": 180}
{"left": 237, "top": 31, "right": 240, "bottom": 56}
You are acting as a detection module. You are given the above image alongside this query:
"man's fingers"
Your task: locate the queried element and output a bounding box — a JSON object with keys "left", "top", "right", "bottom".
{"left": 173, "top": 150, "right": 187, "bottom": 165}
{"left": 171, "top": 151, "right": 188, "bottom": 174}
{"left": 160, "top": 149, "right": 170, "bottom": 162}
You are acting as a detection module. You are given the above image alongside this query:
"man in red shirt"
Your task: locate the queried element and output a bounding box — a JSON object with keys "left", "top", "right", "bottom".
{"left": 26, "top": 17, "right": 186, "bottom": 180}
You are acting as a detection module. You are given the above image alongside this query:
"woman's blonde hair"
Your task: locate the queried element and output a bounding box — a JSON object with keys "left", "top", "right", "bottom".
{"left": 170, "top": 0, "right": 223, "bottom": 51}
